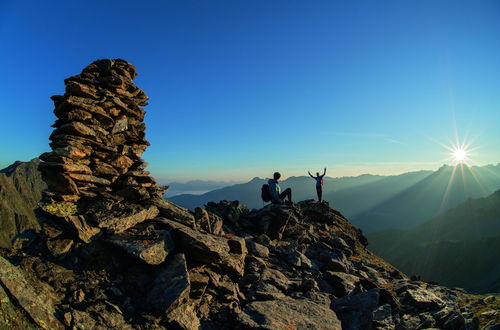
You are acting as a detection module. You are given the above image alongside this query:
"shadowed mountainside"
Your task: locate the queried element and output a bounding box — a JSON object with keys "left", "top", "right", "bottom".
{"left": 368, "top": 189, "right": 500, "bottom": 293}
{"left": 0, "top": 159, "right": 46, "bottom": 248}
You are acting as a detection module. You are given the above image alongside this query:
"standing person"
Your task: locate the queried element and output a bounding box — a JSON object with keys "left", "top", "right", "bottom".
{"left": 268, "top": 172, "right": 292, "bottom": 204}
{"left": 308, "top": 168, "right": 326, "bottom": 202}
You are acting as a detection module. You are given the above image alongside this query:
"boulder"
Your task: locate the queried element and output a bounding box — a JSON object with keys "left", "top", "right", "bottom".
{"left": 332, "top": 289, "right": 380, "bottom": 330}
{"left": 443, "top": 310, "right": 466, "bottom": 330}
{"left": 323, "top": 258, "right": 349, "bottom": 273}
{"left": 248, "top": 241, "right": 270, "bottom": 258}
{"left": 205, "top": 200, "right": 249, "bottom": 225}
{"left": 265, "top": 207, "right": 292, "bottom": 240}
{"left": 153, "top": 198, "right": 195, "bottom": 226}
{"left": 323, "top": 271, "right": 360, "bottom": 297}
{"left": 194, "top": 207, "right": 223, "bottom": 235}
{"left": 258, "top": 268, "right": 291, "bottom": 292}
{"left": 147, "top": 253, "right": 191, "bottom": 315}
{"left": 46, "top": 238, "right": 74, "bottom": 258}
{"left": 237, "top": 297, "right": 342, "bottom": 329}
{"left": 40, "top": 170, "right": 79, "bottom": 195}
{"left": 286, "top": 251, "right": 313, "bottom": 269}
{"left": 167, "top": 301, "right": 200, "bottom": 330}
{"left": 63, "top": 215, "right": 101, "bottom": 243}
{"left": 404, "top": 288, "right": 444, "bottom": 311}
{"left": 104, "top": 225, "right": 174, "bottom": 265}
{"left": 92, "top": 203, "right": 159, "bottom": 233}
{"left": 160, "top": 218, "right": 247, "bottom": 276}
{"left": 372, "top": 304, "right": 394, "bottom": 329}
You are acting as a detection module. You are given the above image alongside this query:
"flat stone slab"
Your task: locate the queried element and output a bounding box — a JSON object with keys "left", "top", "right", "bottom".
{"left": 104, "top": 225, "right": 174, "bottom": 265}
{"left": 405, "top": 288, "right": 444, "bottom": 310}
{"left": 153, "top": 199, "right": 195, "bottom": 226}
{"left": 237, "top": 297, "right": 342, "bottom": 329}
{"left": 92, "top": 203, "right": 159, "bottom": 233}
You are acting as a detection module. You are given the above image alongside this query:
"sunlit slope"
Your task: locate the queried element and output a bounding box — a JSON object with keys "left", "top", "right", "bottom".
{"left": 352, "top": 164, "right": 500, "bottom": 232}
{"left": 368, "top": 189, "right": 500, "bottom": 293}
{"left": 0, "top": 159, "right": 46, "bottom": 248}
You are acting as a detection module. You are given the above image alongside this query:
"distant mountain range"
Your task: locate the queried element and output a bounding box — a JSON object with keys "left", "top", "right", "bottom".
{"left": 168, "top": 173, "right": 395, "bottom": 212}
{"left": 368, "top": 189, "right": 500, "bottom": 293}
{"left": 169, "top": 164, "right": 500, "bottom": 233}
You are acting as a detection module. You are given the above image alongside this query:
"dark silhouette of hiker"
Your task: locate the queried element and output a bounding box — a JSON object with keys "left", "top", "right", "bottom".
{"left": 308, "top": 168, "right": 326, "bottom": 202}
{"left": 268, "top": 172, "right": 292, "bottom": 204}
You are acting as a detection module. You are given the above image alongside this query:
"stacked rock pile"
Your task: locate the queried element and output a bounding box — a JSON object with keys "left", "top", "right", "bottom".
{"left": 38, "top": 59, "right": 168, "bottom": 246}
{"left": 40, "top": 59, "right": 162, "bottom": 203}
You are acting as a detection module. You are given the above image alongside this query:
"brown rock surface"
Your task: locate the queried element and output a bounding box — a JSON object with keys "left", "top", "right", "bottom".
{"left": 0, "top": 256, "right": 64, "bottom": 330}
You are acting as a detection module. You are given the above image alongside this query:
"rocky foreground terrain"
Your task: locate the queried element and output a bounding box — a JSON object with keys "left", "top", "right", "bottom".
{"left": 1, "top": 59, "right": 499, "bottom": 329}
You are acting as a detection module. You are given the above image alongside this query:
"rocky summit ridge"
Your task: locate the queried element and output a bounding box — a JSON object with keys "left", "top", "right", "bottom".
{"left": 0, "top": 59, "right": 497, "bottom": 329}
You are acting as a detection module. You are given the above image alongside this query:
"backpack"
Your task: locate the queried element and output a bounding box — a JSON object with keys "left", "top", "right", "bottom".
{"left": 261, "top": 184, "right": 272, "bottom": 202}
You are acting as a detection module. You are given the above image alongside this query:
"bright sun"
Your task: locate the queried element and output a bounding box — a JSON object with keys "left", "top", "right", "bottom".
{"left": 440, "top": 136, "right": 474, "bottom": 165}
{"left": 453, "top": 148, "right": 467, "bottom": 163}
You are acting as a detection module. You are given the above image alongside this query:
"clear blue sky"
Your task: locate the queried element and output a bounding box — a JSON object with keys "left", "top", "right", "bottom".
{"left": 1, "top": 0, "right": 499, "bottom": 182}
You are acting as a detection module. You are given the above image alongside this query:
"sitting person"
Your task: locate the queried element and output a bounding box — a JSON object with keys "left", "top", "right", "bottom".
{"left": 268, "top": 172, "right": 292, "bottom": 204}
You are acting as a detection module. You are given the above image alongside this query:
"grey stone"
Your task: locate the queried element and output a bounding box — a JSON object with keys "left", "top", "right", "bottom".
{"left": 323, "top": 258, "right": 349, "bottom": 273}
{"left": 248, "top": 241, "right": 270, "bottom": 258}
{"left": 194, "top": 207, "right": 223, "bottom": 235}
{"left": 372, "top": 304, "right": 394, "bottom": 329}
{"left": 153, "top": 198, "right": 195, "bottom": 226}
{"left": 160, "top": 218, "right": 247, "bottom": 276}
{"left": 324, "top": 271, "right": 360, "bottom": 297}
{"left": 147, "top": 253, "right": 190, "bottom": 315}
{"left": 92, "top": 203, "right": 159, "bottom": 233}
{"left": 405, "top": 288, "right": 444, "bottom": 310}
{"left": 105, "top": 228, "right": 174, "bottom": 265}
{"left": 443, "top": 311, "right": 466, "bottom": 330}
{"left": 259, "top": 268, "right": 291, "bottom": 292}
{"left": 332, "top": 289, "right": 380, "bottom": 330}
{"left": 237, "top": 297, "right": 342, "bottom": 329}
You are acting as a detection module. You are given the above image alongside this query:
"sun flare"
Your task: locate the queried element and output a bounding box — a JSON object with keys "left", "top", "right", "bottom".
{"left": 453, "top": 148, "right": 467, "bottom": 163}
{"left": 445, "top": 139, "right": 475, "bottom": 166}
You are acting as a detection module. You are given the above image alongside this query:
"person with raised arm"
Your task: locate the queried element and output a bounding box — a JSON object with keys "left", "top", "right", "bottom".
{"left": 308, "top": 167, "right": 326, "bottom": 202}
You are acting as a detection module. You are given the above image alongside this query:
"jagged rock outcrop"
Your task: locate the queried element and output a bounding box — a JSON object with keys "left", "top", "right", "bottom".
{"left": 0, "top": 60, "right": 497, "bottom": 329}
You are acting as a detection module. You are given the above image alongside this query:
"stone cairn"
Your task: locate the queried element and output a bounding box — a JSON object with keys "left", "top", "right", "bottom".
{"left": 38, "top": 59, "right": 170, "bottom": 248}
